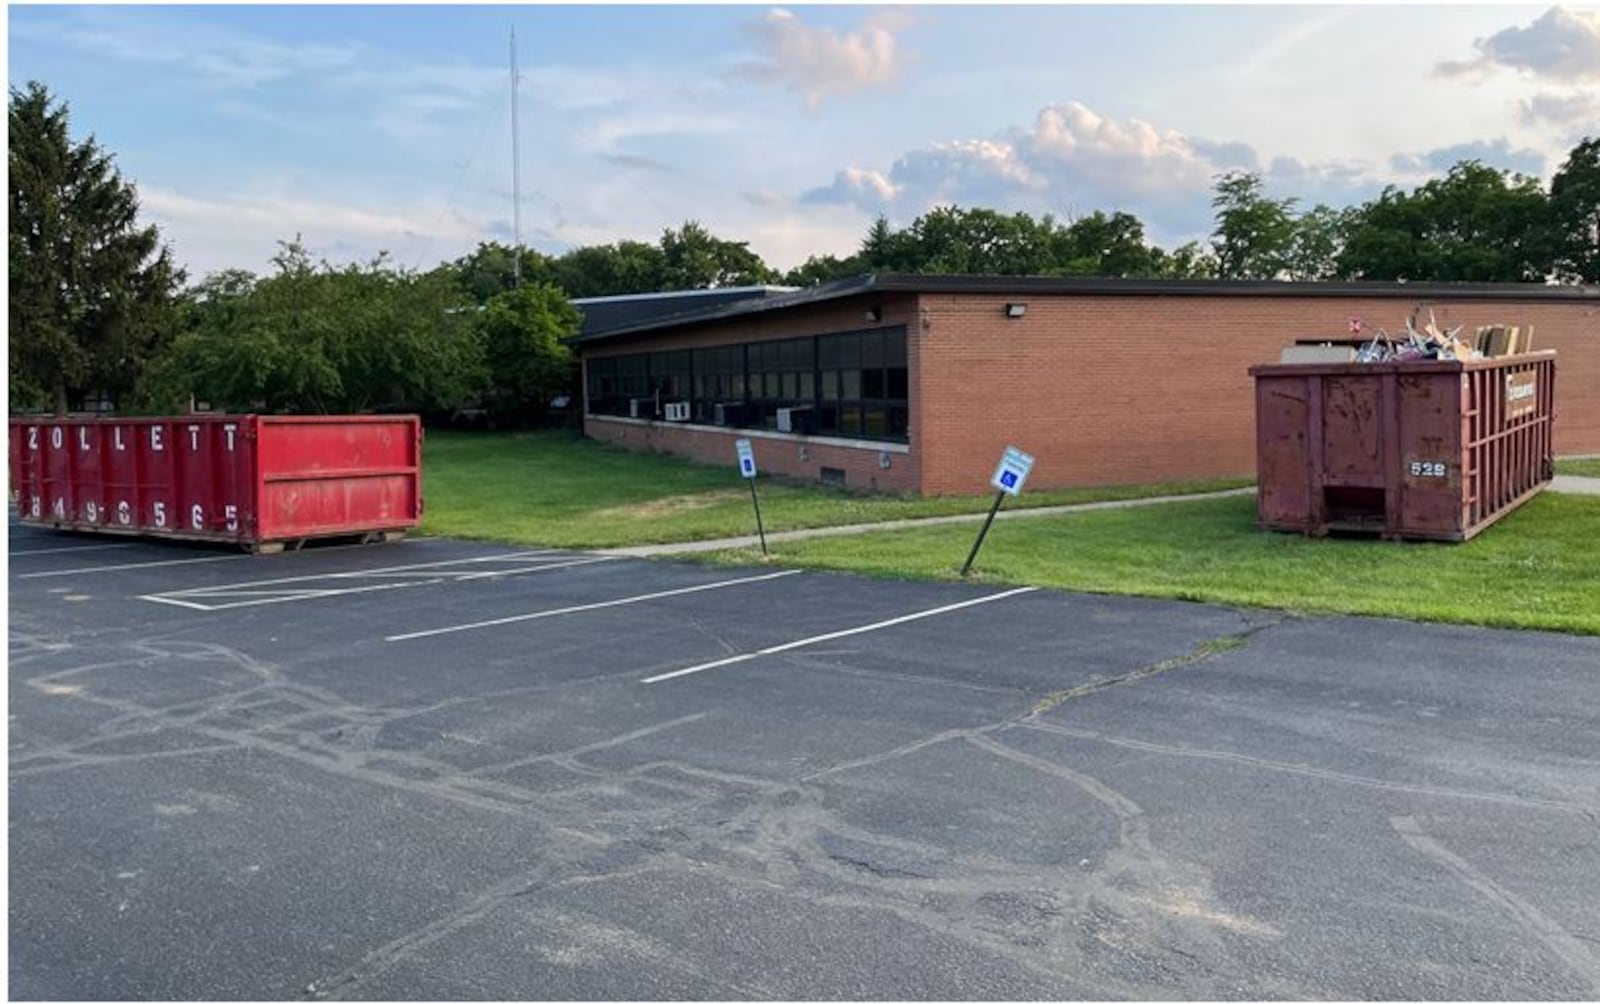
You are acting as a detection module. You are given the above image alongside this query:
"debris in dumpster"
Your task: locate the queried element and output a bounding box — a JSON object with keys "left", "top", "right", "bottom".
{"left": 1283, "top": 306, "right": 1537, "bottom": 365}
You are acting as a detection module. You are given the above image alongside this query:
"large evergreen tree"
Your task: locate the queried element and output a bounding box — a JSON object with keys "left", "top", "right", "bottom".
{"left": 9, "top": 81, "right": 181, "bottom": 412}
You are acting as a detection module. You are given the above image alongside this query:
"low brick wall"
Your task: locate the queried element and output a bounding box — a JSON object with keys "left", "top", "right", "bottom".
{"left": 585, "top": 416, "right": 919, "bottom": 494}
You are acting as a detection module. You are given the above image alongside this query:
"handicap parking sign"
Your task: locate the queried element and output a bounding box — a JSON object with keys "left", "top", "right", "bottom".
{"left": 735, "top": 438, "right": 757, "bottom": 478}
{"left": 991, "top": 446, "right": 1034, "bottom": 496}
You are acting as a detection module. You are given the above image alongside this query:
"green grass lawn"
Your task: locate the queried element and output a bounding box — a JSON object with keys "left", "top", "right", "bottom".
{"left": 693, "top": 492, "right": 1600, "bottom": 635}
{"left": 1556, "top": 457, "right": 1600, "bottom": 478}
{"left": 419, "top": 430, "right": 1251, "bottom": 548}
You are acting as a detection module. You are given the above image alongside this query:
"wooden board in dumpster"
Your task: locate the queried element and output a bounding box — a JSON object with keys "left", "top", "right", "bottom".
{"left": 8, "top": 414, "right": 421, "bottom": 552}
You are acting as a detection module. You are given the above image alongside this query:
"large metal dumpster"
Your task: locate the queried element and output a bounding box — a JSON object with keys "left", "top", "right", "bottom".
{"left": 1251, "top": 351, "right": 1556, "bottom": 541}
{"left": 8, "top": 414, "right": 421, "bottom": 552}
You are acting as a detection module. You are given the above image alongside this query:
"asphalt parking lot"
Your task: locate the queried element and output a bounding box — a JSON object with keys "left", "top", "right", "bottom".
{"left": 9, "top": 519, "right": 1600, "bottom": 1001}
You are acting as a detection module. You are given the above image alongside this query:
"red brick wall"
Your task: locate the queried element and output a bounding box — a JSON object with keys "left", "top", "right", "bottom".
{"left": 582, "top": 289, "right": 1597, "bottom": 497}
{"left": 585, "top": 418, "right": 916, "bottom": 493}
{"left": 914, "top": 293, "right": 1599, "bottom": 495}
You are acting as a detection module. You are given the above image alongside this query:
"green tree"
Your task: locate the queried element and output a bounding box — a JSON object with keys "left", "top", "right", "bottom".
{"left": 659, "top": 221, "right": 777, "bottom": 289}
{"left": 1050, "top": 211, "right": 1166, "bottom": 277}
{"left": 477, "top": 284, "right": 580, "bottom": 420}
{"left": 780, "top": 253, "right": 859, "bottom": 286}
{"left": 548, "top": 240, "right": 667, "bottom": 297}
{"left": 1283, "top": 204, "right": 1354, "bottom": 281}
{"left": 445, "top": 242, "right": 554, "bottom": 304}
{"left": 1549, "top": 136, "right": 1599, "bottom": 283}
{"left": 139, "top": 240, "right": 484, "bottom": 414}
{"left": 9, "top": 80, "right": 182, "bottom": 412}
{"left": 1209, "top": 171, "right": 1297, "bottom": 280}
{"left": 1337, "top": 161, "right": 1554, "bottom": 282}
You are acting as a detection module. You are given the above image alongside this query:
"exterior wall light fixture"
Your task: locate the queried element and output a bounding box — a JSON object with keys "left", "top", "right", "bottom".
{"left": 1005, "top": 303, "right": 1027, "bottom": 318}
{"left": 864, "top": 306, "right": 882, "bottom": 323}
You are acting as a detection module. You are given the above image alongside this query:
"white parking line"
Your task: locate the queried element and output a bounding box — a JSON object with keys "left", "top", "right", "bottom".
{"left": 140, "top": 555, "right": 619, "bottom": 611}
{"left": 19, "top": 553, "right": 257, "bottom": 579}
{"left": 641, "top": 586, "right": 1039, "bottom": 684}
{"left": 153, "top": 550, "right": 559, "bottom": 595}
{"left": 386, "top": 569, "right": 805, "bottom": 642}
{"left": 10, "top": 542, "right": 140, "bottom": 558}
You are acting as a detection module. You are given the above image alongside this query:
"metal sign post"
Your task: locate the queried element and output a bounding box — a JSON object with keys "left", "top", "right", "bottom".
{"left": 962, "top": 445, "right": 1033, "bottom": 577}
{"left": 735, "top": 438, "right": 767, "bottom": 556}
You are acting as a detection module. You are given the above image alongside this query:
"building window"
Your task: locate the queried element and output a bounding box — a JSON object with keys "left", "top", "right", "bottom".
{"left": 746, "top": 337, "right": 815, "bottom": 432}
{"left": 691, "top": 344, "right": 744, "bottom": 424}
{"left": 586, "top": 325, "right": 908, "bottom": 443}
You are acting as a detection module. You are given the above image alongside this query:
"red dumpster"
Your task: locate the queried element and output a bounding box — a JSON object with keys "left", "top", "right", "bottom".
{"left": 1251, "top": 351, "right": 1556, "bottom": 541}
{"left": 9, "top": 415, "right": 422, "bottom": 553}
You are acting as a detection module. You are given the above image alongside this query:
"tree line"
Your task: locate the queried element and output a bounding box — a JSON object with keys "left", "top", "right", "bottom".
{"left": 10, "top": 79, "right": 1598, "bottom": 418}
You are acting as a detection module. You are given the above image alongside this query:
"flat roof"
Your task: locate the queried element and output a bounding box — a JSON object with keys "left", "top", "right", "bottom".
{"left": 568, "top": 273, "right": 1600, "bottom": 346}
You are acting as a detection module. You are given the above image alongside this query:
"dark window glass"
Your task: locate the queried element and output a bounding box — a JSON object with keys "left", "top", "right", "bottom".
{"left": 886, "top": 329, "right": 907, "bottom": 367}
{"left": 862, "top": 331, "right": 884, "bottom": 369}
{"left": 843, "top": 370, "right": 861, "bottom": 399}
{"left": 887, "top": 367, "right": 909, "bottom": 399}
{"left": 863, "top": 404, "right": 888, "bottom": 439}
{"left": 862, "top": 369, "right": 885, "bottom": 399}
{"left": 888, "top": 405, "right": 910, "bottom": 436}
{"left": 821, "top": 371, "right": 839, "bottom": 400}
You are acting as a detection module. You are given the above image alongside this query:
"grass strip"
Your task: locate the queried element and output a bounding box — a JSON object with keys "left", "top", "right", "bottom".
{"left": 690, "top": 492, "right": 1600, "bottom": 635}
{"left": 419, "top": 430, "right": 1250, "bottom": 548}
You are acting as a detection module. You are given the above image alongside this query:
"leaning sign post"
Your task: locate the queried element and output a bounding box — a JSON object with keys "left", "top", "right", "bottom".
{"left": 735, "top": 438, "right": 768, "bottom": 556}
{"left": 962, "top": 445, "right": 1034, "bottom": 577}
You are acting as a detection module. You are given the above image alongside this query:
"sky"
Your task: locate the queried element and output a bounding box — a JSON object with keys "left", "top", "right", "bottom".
{"left": 7, "top": 3, "right": 1599, "bottom": 282}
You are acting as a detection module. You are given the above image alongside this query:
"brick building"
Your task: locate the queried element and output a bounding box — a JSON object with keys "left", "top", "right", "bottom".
{"left": 573, "top": 275, "right": 1600, "bottom": 496}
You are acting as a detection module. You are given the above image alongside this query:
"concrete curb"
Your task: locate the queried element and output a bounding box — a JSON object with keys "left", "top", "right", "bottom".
{"left": 599, "top": 486, "right": 1259, "bottom": 558}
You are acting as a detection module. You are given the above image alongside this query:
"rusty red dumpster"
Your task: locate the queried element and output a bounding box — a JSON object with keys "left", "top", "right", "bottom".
{"left": 9, "top": 414, "right": 422, "bottom": 552}
{"left": 1251, "top": 351, "right": 1556, "bottom": 541}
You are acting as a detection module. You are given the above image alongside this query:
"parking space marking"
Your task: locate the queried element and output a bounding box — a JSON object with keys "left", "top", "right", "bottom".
{"left": 385, "top": 568, "right": 805, "bottom": 642}
{"left": 19, "top": 552, "right": 257, "bottom": 579}
{"left": 137, "top": 553, "right": 619, "bottom": 611}
{"left": 641, "top": 586, "right": 1039, "bottom": 684}
{"left": 11, "top": 542, "right": 140, "bottom": 557}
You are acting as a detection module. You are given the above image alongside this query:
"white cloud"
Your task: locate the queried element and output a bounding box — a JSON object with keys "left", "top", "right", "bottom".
{"left": 1437, "top": 6, "right": 1600, "bottom": 82}
{"left": 738, "top": 7, "right": 907, "bottom": 109}
{"left": 799, "top": 100, "right": 1401, "bottom": 245}
{"left": 139, "top": 186, "right": 490, "bottom": 277}
{"left": 1519, "top": 89, "right": 1600, "bottom": 124}
{"left": 1389, "top": 138, "right": 1548, "bottom": 178}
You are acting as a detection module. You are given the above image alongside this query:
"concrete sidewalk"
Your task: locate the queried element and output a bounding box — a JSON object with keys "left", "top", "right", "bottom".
{"left": 1551, "top": 474, "right": 1600, "bottom": 496}
{"left": 604, "top": 475, "right": 1600, "bottom": 558}
{"left": 600, "top": 486, "right": 1257, "bottom": 557}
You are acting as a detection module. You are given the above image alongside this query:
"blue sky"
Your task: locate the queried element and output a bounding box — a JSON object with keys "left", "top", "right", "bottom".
{"left": 8, "top": 4, "right": 1598, "bottom": 281}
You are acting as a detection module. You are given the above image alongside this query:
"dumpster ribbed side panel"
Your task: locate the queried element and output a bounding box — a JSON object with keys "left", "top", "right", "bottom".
{"left": 254, "top": 416, "right": 421, "bottom": 541}
{"left": 1460, "top": 355, "right": 1556, "bottom": 539}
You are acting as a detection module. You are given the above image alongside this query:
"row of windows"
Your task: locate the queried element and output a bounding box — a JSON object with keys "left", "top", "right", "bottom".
{"left": 587, "top": 327, "right": 909, "bottom": 442}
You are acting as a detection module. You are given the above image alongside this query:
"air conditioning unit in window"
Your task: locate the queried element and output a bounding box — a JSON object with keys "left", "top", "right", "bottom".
{"left": 629, "top": 398, "right": 651, "bottom": 419}
{"left": 713, "top": 402, "right": 742, "bottom": 426}
{"left": 777, "top": 406, "right": 814, "bottom": 434}
{"left": 663, "top": 401, "right": 690, "bottom": 422}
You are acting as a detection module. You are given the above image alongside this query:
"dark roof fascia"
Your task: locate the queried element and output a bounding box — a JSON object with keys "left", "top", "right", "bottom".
{"left": 568, "top": 273, "right": 1600, "bottom": 347}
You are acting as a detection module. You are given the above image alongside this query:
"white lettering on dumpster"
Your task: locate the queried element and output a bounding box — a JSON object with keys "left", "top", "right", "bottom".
{"left": 224, "top": 504, "right": 238, "bottom": 532}
{"left": 188, "top": 425, "right": 200, "bottom": 451}
{"left": 27, "top": 426, "right": 38, "bottom": 450}
{"left": 224, "top": 424, "right": 237, "bottom": 451}
{"left": 79, "top": 426, "right": 91, "bottom": 450}
{"left": 117, "top": 500, "right": 132, "bottom": 525}
{"left": 191, "top": 503, "right": 204, "bottom": 530}
{"left": 1408, "top": 461, "right": 1448, "bottom": 479}
{"left": 150, "top": 426, "right": 164, "bottom": 451}
{"left": 154, "top": 501, "right": 167, "bottom": 527}
{"left": 114, "top": 427, "right": 126, "bottom": 451}
{"left": 51, "top": 427, "right": 63, "bottom": 450}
